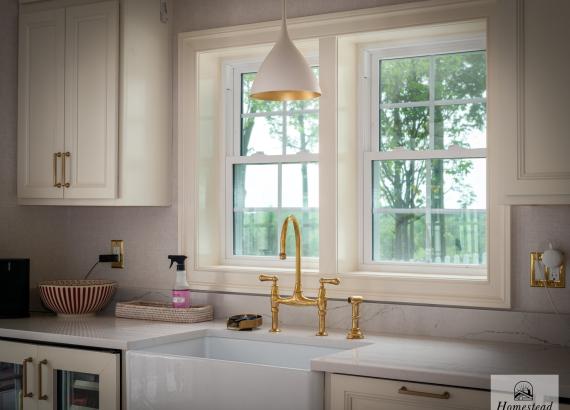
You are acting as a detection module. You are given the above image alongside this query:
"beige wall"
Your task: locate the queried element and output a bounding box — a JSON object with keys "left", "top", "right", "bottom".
{"left": 0, "top": 0, "right": 569, "bottom": 315}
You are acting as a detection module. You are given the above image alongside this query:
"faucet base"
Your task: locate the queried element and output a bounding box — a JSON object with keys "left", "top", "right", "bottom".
{"left": 316, "top": 331, "right": 328, "bottom": 336}
{"left": 269, "top": 328, "right": 281, "bottom": 333}
{"left": 347, "top": 329, "right": 364, "bottom": 339}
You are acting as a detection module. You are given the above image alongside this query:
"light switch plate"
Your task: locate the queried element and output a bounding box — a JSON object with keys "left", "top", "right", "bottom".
{"left": 111, "top": 240, "right": 124, "bottom": 269}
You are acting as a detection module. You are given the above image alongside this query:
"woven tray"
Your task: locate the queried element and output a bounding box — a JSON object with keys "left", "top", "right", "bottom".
{"left": 115, "top": 300, "right": 214, "bottom": 323}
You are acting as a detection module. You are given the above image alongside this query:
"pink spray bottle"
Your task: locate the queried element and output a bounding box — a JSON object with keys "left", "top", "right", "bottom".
{"left": 168, "top": 255, "right": 191, "bottom": 308}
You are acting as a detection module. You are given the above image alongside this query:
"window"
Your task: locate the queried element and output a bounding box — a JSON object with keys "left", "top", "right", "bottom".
{"left": 225, "top": 63, "right": 320, "bottom": 264}
{"left": 182, "top": 15, "right": 509, "bottom": 307}
{"left": 363, "top": 43, "right": 487, "bottom": 274}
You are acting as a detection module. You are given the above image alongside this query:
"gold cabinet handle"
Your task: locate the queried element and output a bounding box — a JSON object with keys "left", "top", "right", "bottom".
{"left": 62, "top": 152, "right": 71, "bottom": 188}
{"left": 22, "top": 357, "right": 33, "bottom": 398}
{"left": 38, "top": 359, "right": 48, "bottom": 400}
{"left": 53, "top": 153, "right": 62, "bottom": 188}
{"left": 399, "top": 386, "right": 450, "bottom": 400}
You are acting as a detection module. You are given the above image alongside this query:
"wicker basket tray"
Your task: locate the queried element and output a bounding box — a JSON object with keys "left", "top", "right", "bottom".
{"left": 115, "top": 300, "right": 214, "bottom": 323}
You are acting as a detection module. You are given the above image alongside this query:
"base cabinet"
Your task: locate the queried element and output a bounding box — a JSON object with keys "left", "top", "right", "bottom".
{"left": 0, "top": 340, "right": 119, "bottom": 410}
{"left": 328, "top": 374, "right": 489, "bottom": 410}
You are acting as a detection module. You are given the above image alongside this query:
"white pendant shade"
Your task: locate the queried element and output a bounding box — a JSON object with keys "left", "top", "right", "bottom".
{"left": 250, "top": 1, "right": 321, "bottom": 101}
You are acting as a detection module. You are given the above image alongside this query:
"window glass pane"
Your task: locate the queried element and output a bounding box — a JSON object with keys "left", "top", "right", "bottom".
{"left": 282, "top": 163, "right": 319, "bottom": 208}
{"left": 429, "top": 210, "right": 486, "bottom": 265}
{"left": 430, "top": 158, "right": 486, "bottom": 210}
{"left": 373, "top": 160, "right": 427, "bottom": 209}
{"left": 234, "top": 211, "right": 278, "bottom": 256}
{"left": 380, "top": 57, "right": 429, "bottom": 103}
{"left": 286, "top": 113, "right": 319, "bottom": 154}
{"left": 373, "top": 212, "right": 426, "bottom": 262}
{"left": 282, "top": 211, "right": 319, "bottom": 258}
{"left": 241, "top": 115, "right": 283, "bottom": 156}
{"left": 380, "top": 107, "right": 429, "bottom": 151}
{"left": 233, "top": 164, "right": 278, "bottom": 208}
{"left": 241, "top": 73, "right": 281, "bottom": 113}
{"left": 435, "top": 51, "right": 486, "bottom": 100}
{"left": 434, "top": 103, "right": 486, "bottom": 149}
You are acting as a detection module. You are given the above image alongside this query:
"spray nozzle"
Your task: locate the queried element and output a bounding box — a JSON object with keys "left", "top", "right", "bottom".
{"left": 168, "top": 255, "right": 187, "bottom": 271}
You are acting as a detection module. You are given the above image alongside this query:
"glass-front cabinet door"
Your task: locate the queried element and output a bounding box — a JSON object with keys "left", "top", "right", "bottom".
{"left": 37, "top": 346, "right": 119, "bottom": 410}
{"left": 0, "top": 340, "right": 38, "bottom": 410}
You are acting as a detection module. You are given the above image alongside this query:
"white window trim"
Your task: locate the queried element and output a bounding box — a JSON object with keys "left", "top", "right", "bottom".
{"left": 222, "top": 59, "right": 320, "bottom": 270}
{"left": 360, "top": 36, "right": 488, "bottom": 276}
{"left": 178, "top": 0, "right": 510, "bottom": 308}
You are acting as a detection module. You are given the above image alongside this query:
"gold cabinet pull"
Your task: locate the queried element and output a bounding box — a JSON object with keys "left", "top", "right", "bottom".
{"left": 38, "top": 359, "right": 48, "bottom": 400}
{"left": 22, "top": 357, "right": 33, "bottom": 398}
{"left": 53, "top": 153, "right": 62, "bottom": 188}
{"left": 398, "top": 386, "right": 450, "bottom": 400}
{"left": 62, "top": 152, "right": 71, "bottom": 188}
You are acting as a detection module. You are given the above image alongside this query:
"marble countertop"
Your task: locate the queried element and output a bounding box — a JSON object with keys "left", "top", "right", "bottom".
{"left": 0, "top": 314, "right": 568, "bottom": 396}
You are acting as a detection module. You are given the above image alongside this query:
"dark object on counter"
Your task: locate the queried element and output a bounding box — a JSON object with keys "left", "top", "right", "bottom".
{"left": 0, "top": 259, "right": 30, "bottom": 318}
{"left": 227, "top": 314, "right": 263, "bottom": 331}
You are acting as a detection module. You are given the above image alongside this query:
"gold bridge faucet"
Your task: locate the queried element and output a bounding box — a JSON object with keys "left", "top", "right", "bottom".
{"left": 259, "top": 215, "right": 340, "bottom": 336}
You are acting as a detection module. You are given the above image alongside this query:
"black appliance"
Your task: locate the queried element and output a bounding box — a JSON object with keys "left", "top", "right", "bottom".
{"left": 0, "top": 259, "right": 30, "bottom": 318}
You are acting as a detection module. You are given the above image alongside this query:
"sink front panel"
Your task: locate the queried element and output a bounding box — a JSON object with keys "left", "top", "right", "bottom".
{"left": 127, "top": 348, "right": 325, "bottom": 410}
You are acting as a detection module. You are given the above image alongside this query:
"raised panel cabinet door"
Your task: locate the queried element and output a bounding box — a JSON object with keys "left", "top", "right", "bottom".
{"left": 63, "top": 1, "right": 119, "bottom": 199}
{"left": 0, "top": 340, "right": 38, "bottom": 410}
{"left": 17, "top": 9, "right": 65, "bottom": 199}
{"left": 329, "top": 374, "right": 489, "bottom": 410}
{"left": 36, "top": 345, "right": 120, "bottom": 410}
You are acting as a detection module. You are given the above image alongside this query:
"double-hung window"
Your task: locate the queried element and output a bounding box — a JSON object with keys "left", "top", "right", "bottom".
{"left": 362, "top": 40, "right": 487, "bottom": 276}
{"left": 225, "top": 62, "right": 320, "bottom": 266}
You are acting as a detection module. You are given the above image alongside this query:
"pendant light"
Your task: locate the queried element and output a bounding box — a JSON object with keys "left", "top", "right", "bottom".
{"left": 250, "top": 0, "right": 321, "bottom": 101}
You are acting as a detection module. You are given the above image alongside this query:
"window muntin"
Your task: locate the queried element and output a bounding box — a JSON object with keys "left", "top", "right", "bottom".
{"left": 228, "top": 66, "right": 320, "bottom": 261}
{"left": 366, "top": 49, "right": 487, "bottom": 268}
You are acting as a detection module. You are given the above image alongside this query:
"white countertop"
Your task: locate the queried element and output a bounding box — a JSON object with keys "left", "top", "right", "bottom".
{"left": 0, "top": 314, "right": 568, "bottom": 397}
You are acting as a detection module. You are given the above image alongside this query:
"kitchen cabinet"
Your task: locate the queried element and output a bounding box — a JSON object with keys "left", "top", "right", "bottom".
{"left": 0, "top": 339, "right": 119, "bottom": 410}
{"left": 18, "top": 1, "right": 118, "bottom": 200}
{"left": 17, "top": 0, "right": 172, "bottom": 206}
{"left": 490, "top": 0, "right": 570, "bottom": 204}
{"left": 328, "top": 374, "right": 489, "bottom": 410}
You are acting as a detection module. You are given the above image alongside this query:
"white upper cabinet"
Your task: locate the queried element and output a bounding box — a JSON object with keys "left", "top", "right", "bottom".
{"left": 490, "top": 0, "right": 570, "bottom": 204}
{"left": 17, "top": 8, "right": 66, "bottom": 199}
{"left": 64, "top": 1, "right": 118, "bottom": 199}
{"left": 17, "top": 0, "right": 172, "bottom": 206}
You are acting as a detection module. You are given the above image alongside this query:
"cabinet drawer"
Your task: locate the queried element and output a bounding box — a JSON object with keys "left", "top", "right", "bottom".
{"left": 329, "top": 374, "right": 489, "bottom": 410}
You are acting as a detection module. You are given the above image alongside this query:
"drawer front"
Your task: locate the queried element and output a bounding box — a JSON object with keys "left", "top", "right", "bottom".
{"left": 329, "top": 374, "right": 489, "bottom": 410}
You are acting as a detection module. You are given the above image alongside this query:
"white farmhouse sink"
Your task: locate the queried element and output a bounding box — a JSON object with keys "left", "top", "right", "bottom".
{"left": 127, "top": 330, "right": 365, "bottom": 410}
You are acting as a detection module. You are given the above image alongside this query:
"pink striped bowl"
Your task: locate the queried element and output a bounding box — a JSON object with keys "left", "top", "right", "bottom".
{"left": 39, "top": 280, "right": 117, "bottom": 316}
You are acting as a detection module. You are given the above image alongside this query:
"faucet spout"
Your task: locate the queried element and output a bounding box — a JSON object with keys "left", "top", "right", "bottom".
{"left": 280, "top": 215, "right": 303, "bottom": 298}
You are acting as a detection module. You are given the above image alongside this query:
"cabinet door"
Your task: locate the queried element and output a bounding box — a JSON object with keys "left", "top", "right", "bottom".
{"left": 0, "top": 340, "right": 38, "bottom": 410}
{"left": 329, "top": 374, "right": 488, "bottom": 410}
{"left": 491, "top": 0, "right": 570, "bottom": 204}
{"left": 63, "top": 1, "right": 119, "bottom": 199}
{"left": 36, "top": 346, "right": 119, "bottom": 410}
{"left": 17, "top": 9, "right": 65, "bottom": 199}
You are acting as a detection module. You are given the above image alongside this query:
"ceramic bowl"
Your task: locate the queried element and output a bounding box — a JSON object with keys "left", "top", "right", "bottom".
{"left": 39, "top": 279, "right": 117, "bottom": 316}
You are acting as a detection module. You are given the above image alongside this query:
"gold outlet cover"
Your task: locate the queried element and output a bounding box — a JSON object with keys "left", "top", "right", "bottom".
{"left": 530, "top": 251, "right": 565, "bottom": 288}
{"left": 111, "top": 240, "right": 124, "bottom": 269}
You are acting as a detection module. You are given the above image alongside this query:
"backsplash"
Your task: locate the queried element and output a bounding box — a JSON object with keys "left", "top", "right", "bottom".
{"left": 0, "top": 0, "right": 569, "bottom": 346}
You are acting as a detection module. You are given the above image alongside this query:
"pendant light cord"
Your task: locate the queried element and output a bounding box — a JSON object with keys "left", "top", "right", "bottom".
{"left": 281, "top": 0, "right": 286, "bottom": 29}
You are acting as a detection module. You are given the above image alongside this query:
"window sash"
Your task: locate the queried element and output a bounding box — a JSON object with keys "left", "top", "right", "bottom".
{"left": 362, "top": 39, "right": 488, "bottom": 271}
{"left": 225, "top": 60, "right": 320, "bottom": 266}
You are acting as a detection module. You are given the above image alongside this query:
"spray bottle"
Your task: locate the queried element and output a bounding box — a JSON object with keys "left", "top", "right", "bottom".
{"left": 168, "top": 255, "right": 190, "bottom": 308}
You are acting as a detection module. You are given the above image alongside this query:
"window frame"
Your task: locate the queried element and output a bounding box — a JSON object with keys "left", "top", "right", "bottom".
{"left": 179, "top": 2, "right": 511, "bottom": 308}
{"left": 359, "top": 36, "right": 489, "bottom": 278}
{"left": 223, "top": 59, "right": 320, "bottom": 269}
